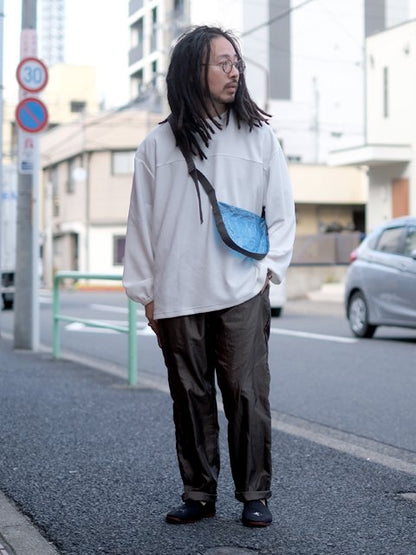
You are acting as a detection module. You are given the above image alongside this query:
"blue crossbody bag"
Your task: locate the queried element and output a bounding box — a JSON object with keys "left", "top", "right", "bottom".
{"left": 168, "top": 118, "right": 269, "bottom": 260}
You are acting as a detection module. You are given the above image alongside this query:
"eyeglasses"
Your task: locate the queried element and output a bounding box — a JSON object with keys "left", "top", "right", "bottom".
{"left": 207, "top": 59, "right": 246, "bottom": 74}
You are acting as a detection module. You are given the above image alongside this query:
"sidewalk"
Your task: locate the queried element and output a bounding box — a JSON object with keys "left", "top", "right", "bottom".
{"left": 305, "top": 282, "right": 345, "bottom": 303}
{"left": 1, "top": 293, "right": 416, "bottom": 554}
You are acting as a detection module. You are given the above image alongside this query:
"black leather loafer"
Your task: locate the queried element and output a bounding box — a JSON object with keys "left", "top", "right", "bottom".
{"left": 166, "top": 500, "right": 216, "bottom": 524}
{"left": 241, "top": 500, "right": 272, "bottom": 527}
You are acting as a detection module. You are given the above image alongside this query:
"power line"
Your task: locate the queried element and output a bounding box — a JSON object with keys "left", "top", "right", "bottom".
{"left": 241, "top": 0, "right": 318, "bottom": 37}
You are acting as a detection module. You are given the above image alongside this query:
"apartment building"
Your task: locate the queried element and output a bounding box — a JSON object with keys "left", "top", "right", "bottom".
{"left": 40, "top": 0, "right": 65, "bottom": 67}
{"left": 127, "top": 0, "right": 416, "bottom": 163}
{"left": 39, "top": 109, "right": 161, "bottom": 287}
{"left": 39, "top": 107, "right": 367, "bottom": 285}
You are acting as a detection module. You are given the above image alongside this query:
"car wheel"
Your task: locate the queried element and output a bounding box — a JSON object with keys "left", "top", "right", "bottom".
{"left": 348, "top": 291, "right": 376, "bottom": 338}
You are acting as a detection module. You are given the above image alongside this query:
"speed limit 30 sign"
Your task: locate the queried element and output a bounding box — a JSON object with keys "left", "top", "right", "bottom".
{"left": 16, "top": 57, "right": 48, "bottom": 93}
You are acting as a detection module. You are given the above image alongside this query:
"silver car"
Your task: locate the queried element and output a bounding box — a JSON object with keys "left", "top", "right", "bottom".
{"left": 345, "top": 216, "right": 416, "bottom": 338}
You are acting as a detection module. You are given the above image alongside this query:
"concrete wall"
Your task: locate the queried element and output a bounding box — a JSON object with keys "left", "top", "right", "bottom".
{"left": 286, "top": 264, "right": 348, "bottom": 300}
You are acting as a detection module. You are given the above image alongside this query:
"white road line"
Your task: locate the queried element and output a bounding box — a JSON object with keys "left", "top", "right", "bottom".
{"left": 90, "top": 303, "right": 145, "bottom": 315}
{"left": 64, "top": 317, "right": 356, "bottom": 344}
{"left": 271, "top": 327, "right": 357, "bottom": 344}
{"left": 88, "top": 305, "right": 356, "bottom": 344}
{"left": 65, "top": 321, "right": 154, "bottom": 336}
{"left": 90, "top": 304, "right": 129, "bottom": 314}
{"left": 3, "top": 330, "right": 412, "bottom": 479}
{"left": 270, "top": 410, "right": 416, "bottom": 477}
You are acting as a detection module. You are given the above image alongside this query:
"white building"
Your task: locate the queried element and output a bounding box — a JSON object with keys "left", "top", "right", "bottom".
{"left": 127, "top": 0, "right": 416, "bottom": 163}
{"left": 329, "top": 19, "right": 416, "bottom": 231}
{"left": 40, "top": 0, "right": 65, "bottom": 66}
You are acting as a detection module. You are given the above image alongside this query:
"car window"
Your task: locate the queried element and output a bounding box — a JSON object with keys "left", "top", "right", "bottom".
{"left": 375, "top": 227, "right": 403, "bottom": 254}
{"left": 404, "top": 226, "right": 416, "bottom": 257}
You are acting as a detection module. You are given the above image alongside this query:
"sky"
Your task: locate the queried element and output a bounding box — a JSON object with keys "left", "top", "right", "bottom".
{"left": 2, "top": 0, "right": 130, "bottom": 108}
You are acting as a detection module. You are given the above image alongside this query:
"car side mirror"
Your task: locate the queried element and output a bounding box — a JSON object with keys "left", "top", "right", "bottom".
{"left": 411, "top": 249, "right": 416, "bottom": 260}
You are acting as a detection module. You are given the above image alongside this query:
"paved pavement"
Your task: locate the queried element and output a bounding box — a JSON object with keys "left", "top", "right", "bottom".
{"left": 1, "top": 284, "right": 416, "bottom": 555}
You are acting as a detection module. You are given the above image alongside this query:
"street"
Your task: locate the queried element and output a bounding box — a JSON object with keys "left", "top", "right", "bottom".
{"left": 1, "top": 289, "right": 416, "bottom": 555}
{"left": 1, "top": 289, "right": 415, "bottom": 454}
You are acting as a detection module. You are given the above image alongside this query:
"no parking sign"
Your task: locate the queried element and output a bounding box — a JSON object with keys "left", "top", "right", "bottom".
{"left": 15, "top": 97, "right": 49, "bottom": 134}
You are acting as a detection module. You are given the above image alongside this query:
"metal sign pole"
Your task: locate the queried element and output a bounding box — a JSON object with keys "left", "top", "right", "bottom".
{"left": 0, "top": 0, "right": 4, "bottom": 332}
{"left": 14, "top": 0, "right": 39, "bottom": 350}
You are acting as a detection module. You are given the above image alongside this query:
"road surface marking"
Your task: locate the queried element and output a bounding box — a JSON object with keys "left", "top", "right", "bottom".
{"left": 271, "top": 327, "right": 357, "bottom": 344}
{"left": 65, "top": 320, "right": 153, "bottom": 335}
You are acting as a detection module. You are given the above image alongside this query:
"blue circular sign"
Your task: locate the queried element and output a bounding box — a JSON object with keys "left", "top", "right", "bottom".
{"left": 15, "top": 97, "right": 49, "bottom": 133}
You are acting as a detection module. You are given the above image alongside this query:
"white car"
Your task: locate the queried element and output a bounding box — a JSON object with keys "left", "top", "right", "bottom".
{"left": 269, "top": 281, "right": 286, "bottom": 317}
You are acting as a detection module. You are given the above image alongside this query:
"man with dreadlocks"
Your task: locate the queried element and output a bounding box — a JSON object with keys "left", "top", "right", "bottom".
{"left": 123, "top": 25, "right": 295, "bottom": 527}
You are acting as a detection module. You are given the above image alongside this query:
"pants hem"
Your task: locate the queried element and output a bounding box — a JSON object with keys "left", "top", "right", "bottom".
{"left": 182, "top": 492, "right": 217, "bottom": 503}
{"left": 235, "top": 490, "right": 272, "bottom": 503}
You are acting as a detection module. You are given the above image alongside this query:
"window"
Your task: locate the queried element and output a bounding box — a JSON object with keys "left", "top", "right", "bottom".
{"left": 112, "top": 151, "right": 135, "bottom": 175}
{"left": 383, "top": 66, "right": 389, "bottom": 118}
{"left": 137, "top": 16, "right": 144, "bottom": 46}
{"left": 152, "top": 6, "right": 157, "bottom": 25}
{"left": 150, "top": 7, "right": 158, "bottom": 51}
{"left": 113, "top": 236, "right": 126, "bottom": 266}
{"left": 376, "top": 227, "right": 403, "bottom": 254}
{"left": 70, "top": 100, "right": 86, "bottom": 113}
{"left": 135, "top": 68, "right": 144, "bottom": 96}
{"left": 131, "top": 16, "right": 143, "bottom": 49}
{"left": 404, "top": 227, "right": 416, "bottom": 257}
{"left": 174, "top": 0, "right": 184, "bottom": 15}
{"left": 151, "top": 60, "right": 158, "bottom": 87}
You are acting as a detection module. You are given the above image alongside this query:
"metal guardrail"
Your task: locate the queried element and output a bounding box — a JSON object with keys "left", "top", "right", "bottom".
{"left": 53, "top": 271, "right": 138, "bottom": 386}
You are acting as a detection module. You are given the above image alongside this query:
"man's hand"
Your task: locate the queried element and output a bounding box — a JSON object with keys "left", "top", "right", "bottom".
{"left": 145, "top": 301, "right": 162, "bottom": 348}
{"left": 261, "top": 270, "right": 273, "bottom": 293}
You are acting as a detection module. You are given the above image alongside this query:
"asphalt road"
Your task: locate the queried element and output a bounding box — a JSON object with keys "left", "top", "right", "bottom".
{"left": 2, "top": 289, "right": 415, "bottom": 452}
{"left": 1, "top": 290, "right": 416, "bottom": 554}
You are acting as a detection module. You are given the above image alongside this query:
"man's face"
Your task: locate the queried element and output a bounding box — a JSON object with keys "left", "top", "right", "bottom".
{"left": 206, "top": 36, "right": 240, "bottom": 116}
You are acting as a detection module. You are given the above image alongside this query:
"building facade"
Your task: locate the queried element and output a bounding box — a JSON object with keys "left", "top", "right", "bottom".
{"left": 40, "top": 0, "right": 65, "bottom": 66}
{"left": 127, "top": 0, "right": 416, "bottom": 164}
{"left": 329, "top": 19, "right": 416, "bottom": 232}
{"left": 39, "top": 109, "right": 161, "bottom": 287}
{"left": 39, "top": 108, "right": 367, "bottom": 287}
{"left": 42, "top": 64, "right": 100, "bottom": 124}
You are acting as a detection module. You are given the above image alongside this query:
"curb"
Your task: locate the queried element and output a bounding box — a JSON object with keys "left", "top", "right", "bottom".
{"left": 0, "top": 492, "right": 59, "bottom": 555}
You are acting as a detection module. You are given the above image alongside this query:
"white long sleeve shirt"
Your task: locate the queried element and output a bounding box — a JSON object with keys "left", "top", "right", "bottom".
{"left": 123, "top": 112, "right": 296, "bottom": 319}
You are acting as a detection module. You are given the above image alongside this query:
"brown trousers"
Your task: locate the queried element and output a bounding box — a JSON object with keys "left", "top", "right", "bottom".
{"left": 158, "top": 288, "right": 272, "bottom": 503}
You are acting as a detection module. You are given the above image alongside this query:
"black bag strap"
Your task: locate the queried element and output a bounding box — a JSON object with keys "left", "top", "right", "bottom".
{"left": 168, "top": 115, "right": 224, "bottom": 225}
{"left": 167, "top": 116, "right": 267, "bottom": 259}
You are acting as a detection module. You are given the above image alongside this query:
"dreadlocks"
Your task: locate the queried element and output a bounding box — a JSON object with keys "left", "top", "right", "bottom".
{"left": 166, "top": 25, "right": 271, "bottom": 160}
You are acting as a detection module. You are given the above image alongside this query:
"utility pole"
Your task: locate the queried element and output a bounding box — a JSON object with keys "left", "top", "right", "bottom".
{"left": 0, "top": 0, "right": 4, "bottom": 335}
{"left": 14, "top": 0, "right": 40, "bottom": 350}
{"left": 312, "top": 75, "right": 320, "bottom": 164}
